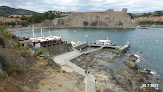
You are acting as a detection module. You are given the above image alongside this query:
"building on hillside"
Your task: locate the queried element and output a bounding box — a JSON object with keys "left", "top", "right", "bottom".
{"left": 25, "top": 15, "right": 32, "bottom": 17}
{"left": 10, "top": 15, "right": 32, "bottom": 18}
{"left": 134, "top": 15, "right": 163, "bottom": 22}
{"left": 0, "top": 17, "right": 6, "bottom": 23}
{"left": 10, "top": 15, "right": 22, "bottom": 18}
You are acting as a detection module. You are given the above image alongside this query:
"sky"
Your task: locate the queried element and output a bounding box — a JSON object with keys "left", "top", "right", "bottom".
{"left": 0, "top": 0, "right": 163, "bottom": 13}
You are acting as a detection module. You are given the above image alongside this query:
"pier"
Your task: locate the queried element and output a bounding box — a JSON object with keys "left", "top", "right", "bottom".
{"left": 73, "top": 42, "right": 88, "bottom": 49}
{"left": 88, "top": 44, "right": 122, "bottom": 49}
{"left": 88, "top": 42, "right": 130, "bottom": 50}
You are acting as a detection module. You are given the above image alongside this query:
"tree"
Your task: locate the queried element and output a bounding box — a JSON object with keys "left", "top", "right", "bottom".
{"left": 154, "top": 11, "right": 163, "bottom": 16}
{"left": 10, "top": 21, "right": 16, "bottom": 26}
{"left": 21, "top": 16, "right": 28, "bottom": 20}
{"left": 139, "top": 20, "right": 154, "bottom": 25}
{"left": 10, "top": 16, "right": 14, "bottom": 18}
{"left": 16, "top": 16, "right": 19, "bottom": 18}
{"left": 83, "top": 21, "right": 88, "bottom": 26}
{"left": 19, "top": 20, "right": 29, "bottom": 26}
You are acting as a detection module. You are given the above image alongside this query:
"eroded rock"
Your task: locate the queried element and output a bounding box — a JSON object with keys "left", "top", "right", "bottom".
{"left": 113, "top": 66, "right": 140, "bottom": 92}
{"left": 128, "top": 54, "right": 138, "bottom": 62}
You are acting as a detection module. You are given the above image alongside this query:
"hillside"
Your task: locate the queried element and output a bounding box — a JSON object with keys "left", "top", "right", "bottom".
{"left": 0, "top": 6, "right": 38, "bottom": 15}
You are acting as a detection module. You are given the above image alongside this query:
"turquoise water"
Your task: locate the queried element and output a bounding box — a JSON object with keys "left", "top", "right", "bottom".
{"left": 12, "top": 27, "right": 163, "bottom": 86}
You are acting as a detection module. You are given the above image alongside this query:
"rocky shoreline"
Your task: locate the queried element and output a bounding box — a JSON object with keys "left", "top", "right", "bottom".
{"left": 70, "top": 48, "right": 162, "bottom": 92}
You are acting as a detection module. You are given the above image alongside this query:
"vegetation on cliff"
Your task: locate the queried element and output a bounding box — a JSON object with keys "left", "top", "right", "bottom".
{"left": 139, "top": 20, "right": 163, "bottom": 25}
{"left": 24, "top": 11, "right": 65, "bottom": 24}
{"left": 0, "top": 6, "right": 38, "bottom": 15}
{"left": 128, "top": 11, "right": 163, "bottom": 19}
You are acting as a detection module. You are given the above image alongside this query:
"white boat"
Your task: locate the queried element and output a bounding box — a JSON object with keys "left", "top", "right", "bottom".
{"left": 71, "top": 41, "right": 76, "bottom": 47}
{"left": 89, "top": 37, "right": 116, "bottom": 46}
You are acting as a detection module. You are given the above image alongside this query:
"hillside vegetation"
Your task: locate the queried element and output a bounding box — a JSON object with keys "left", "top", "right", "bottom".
{"left": 0, "top": 28, "right": 59, "bottom": 92}
{"left": 0, "top": 6, "right": 38, "bottom": 16}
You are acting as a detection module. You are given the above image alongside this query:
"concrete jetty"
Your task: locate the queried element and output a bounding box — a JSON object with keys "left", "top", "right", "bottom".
{"left": 73, "top": 42, "right": 88, "bottom": 49}
{"left": 89, "top": 44, "right": 122, "bottom": 49}
{"left": 88, "top": 42, "right": 130, "bottom": 50}
{"left": 119, "top": 42, "right": 130, "bottom": 53}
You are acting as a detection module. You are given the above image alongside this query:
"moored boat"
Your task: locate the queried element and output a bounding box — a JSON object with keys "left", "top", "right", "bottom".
{"left": 89, "top": 37, "right": 116, "bottom": 47}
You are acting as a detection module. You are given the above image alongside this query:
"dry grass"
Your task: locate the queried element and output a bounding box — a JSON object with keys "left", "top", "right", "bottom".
{"left": 0, "top": 77, "right": 24, "bottom": 92}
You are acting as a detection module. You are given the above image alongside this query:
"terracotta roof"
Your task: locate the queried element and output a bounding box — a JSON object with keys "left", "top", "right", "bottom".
{"left": 19, "top": 39, "right": 32, "bottom": 43}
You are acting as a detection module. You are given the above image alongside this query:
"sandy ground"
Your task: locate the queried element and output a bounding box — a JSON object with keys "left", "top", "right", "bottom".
{"left": 36, "top": 64, "right": 85, "bottom": 92}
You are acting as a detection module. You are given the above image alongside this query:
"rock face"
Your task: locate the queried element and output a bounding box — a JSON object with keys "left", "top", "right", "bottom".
{"left": 33, "top": 8, "right": 136, "bottom": 28}
{"left": 124, "top": 61, "right": 138, "bottom": 73}
{"left": 114, "top": 66, "right": 140, "bottom": 92}
{"left": 113, "top": 66, "right": 162, "bottom": 92}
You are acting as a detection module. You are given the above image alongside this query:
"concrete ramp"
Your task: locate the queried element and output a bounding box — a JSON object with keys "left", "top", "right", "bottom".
{"left": 54, "top": 51, "right": 96, "bottom": 92}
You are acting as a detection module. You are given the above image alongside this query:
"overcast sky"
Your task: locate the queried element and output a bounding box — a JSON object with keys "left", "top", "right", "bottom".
{"left": 0, "top": 0, "right": 163, "bottom": 13}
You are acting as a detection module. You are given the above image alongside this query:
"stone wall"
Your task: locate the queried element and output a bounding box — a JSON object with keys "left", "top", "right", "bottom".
{"left": 47, "top": 42, "right": 73, "bottom": 55}
{"left": 33, "top": 8, "right": 136, "bottom": 28}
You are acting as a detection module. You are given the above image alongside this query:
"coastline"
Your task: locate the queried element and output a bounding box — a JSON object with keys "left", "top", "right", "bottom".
{"left": 70, "top": 48, "right": 162, "bottom": 91}
{"left": 6, "top": 27, "right": 31, "bottom": 31}
{"left": 6, "top": 26, "right": 135, "bottom": 32}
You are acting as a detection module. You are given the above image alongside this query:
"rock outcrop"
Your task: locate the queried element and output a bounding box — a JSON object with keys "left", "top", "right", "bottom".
{"left": 114, "top": 66, "right": 162, "bottom": 92}
{"left": 127, "top": 54, "right": 138, "bottom": 62}
{"left": 114, "top": 66, "right": 140, "bottom": 92}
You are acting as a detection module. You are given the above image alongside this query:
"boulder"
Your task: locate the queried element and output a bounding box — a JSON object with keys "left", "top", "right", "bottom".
{"left": 128, "top": 54, "right": 138, "bottom": 62}
{"left": 124, "top": 61, "right": 138, "bottom": 73}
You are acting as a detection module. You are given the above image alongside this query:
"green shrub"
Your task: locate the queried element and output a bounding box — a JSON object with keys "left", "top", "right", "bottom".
{"left": 83, "top": 21, "right": 88, "bottom": 26}
{"left": 91, "top": 22, "right": 97, "bottom": 26}
{"left": 3, "top": 63, "right": 23, "bottom": 76}
{"left": 118, "top": 22, "right": 123, "bottom": 25}
{"left": 0, "top": 75, "right": 7, "bottom": 79}
{"left": 57, "top": 69, "right": 60, "bottom": 73}
{"left": 34, "top": 50, "right": 43, "bottom": 57}
{"left": 0, "top": 37, "right": 5, "bottom": 48}
{"left": 19, "top": 46, "right": 31, "bottom": 57}
{"left": 62, "top": 70, "right": 66, "bottom": 73}
{"left": 139, "top": 20, "right": 154, "bottom": 25}
{"left": 13, "top": 42, "right": 20, "bottom": 48}
{"left": 34, "top": 48, "right": 46, "bottom": 57}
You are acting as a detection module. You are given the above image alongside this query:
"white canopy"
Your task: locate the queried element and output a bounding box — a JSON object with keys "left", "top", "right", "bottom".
{"left": 47, "top": 36, "right": 62, "bottom": 39}
{"left": 46, "top": 37, "right": 56, "bottom": 41}
{"left": 98, "top": 40, "right": 111, "bottom": 43}
{"left": 30, "top": 38, "right": 38, "bottom": 42}
{"left": 37, "top": 38, "right": 48, "bottom": 42}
